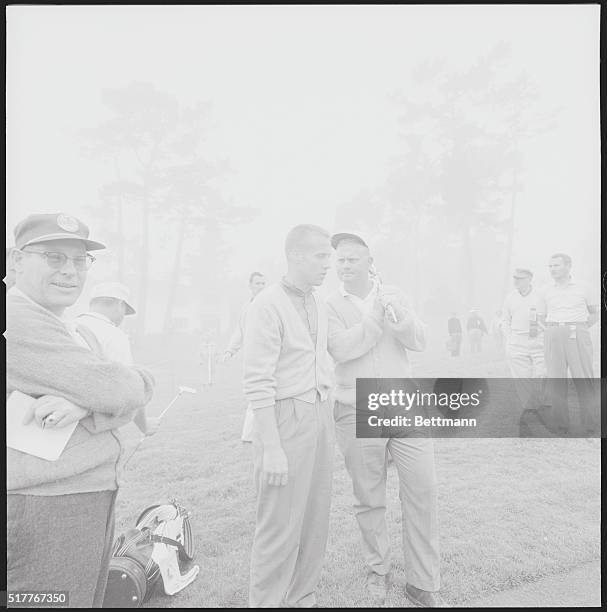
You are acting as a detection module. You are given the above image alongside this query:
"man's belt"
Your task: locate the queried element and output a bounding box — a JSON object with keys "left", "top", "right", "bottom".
{"left": 545, "top": 321, "right": 588, "bottom": 327}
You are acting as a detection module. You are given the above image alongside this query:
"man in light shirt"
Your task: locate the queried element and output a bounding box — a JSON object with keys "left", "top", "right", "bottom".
{"left": 222, "top": 272, "right": 267, "bottom": 362}
{"left": 243, "top": 225, "right": 334, "bottom": 608}
{"left": 501, "top": 268, "right": 546, "bottom": 412}
{"left": 221, "top": 272, "right": 267, "bottom": 442}
{"left": 537, "top": 253, "right": 600, "bottom": 435}
{"left": 77, "top": 281, "right": 159, "bottom": 437}
{"left": 326, "top": 233, "right": 444, "bottom": 608}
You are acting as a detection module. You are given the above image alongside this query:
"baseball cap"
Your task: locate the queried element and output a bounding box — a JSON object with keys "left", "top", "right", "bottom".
{"left": 90, "top": 281, "right": 136, "bottom": 315}
{"left": 13, "top": 213, "right": 106, "bottom": 251}
{"left": 513, "top": 268, "right": 533, "bottom": 279}
{"left": 331, "top": 232, "right": 368, "bottom": 249}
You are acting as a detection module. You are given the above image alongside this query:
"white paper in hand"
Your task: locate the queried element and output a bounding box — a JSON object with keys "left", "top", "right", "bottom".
{"left": 6, "top": 391, "right": 79, "bottom": 461}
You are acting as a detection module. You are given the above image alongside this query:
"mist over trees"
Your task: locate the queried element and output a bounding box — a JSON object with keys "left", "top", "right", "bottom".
{"left": 79, "top": 45, "right": 559, "bottom": 337}
{"left": 335, "top": 44, "right": 557, "bottom": 318}
{"left": 82, "top": 82, "right": 257, "bottom": 336}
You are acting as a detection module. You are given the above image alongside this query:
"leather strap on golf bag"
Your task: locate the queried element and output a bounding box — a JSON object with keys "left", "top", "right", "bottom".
{"left": 102, "top": 501, "right": 196, "bottom": 608}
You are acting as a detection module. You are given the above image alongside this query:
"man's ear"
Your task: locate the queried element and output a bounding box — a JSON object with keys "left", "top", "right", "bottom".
{"left": 11, "top": 249, "right": 24, "bottom": 271}
{"left": 368, "top": 255, "right": 374, "bottom": 269}
{"left": 288, "top": 249, "right": 302, "bottom": 263}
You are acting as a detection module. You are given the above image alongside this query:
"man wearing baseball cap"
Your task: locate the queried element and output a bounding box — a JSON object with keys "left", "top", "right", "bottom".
{"left": 6, "top": 213, "right": 155, "bottom": 607}
{"left": 326, "top": 232, "right": 445, "bottom": 607}
{"left": 501, "top": 268, "right": 546, "bottom": 412}
{"left": 77, "top": 281, "right": 160, "bottom": 437}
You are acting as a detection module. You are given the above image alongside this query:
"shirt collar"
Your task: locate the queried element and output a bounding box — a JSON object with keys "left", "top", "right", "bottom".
{"left": 281, "top": 276, "right": 314, "bottom": 297}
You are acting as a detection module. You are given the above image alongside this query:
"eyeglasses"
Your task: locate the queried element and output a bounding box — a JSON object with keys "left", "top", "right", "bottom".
{"left": 19, "top": 249, "right": 96, "bottom": 271}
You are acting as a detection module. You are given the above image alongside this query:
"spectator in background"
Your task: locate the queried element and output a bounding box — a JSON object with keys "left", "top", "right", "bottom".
{"left": 502, "top": 268, "right": 546, "bottom": 412}
{"left": 447, "top": 312, "right": 462, "bottom": 357}
{"left": 467, "top": 309, "right": 488, "bottom": 353}
{"left": 76, "top": 281, "right": 160, "bottom": 437}
{"left": 221, "top": 271, "right": 267, "bottom": 442}
{"left": 538, "top": 253, "right": 600, "bottom": 435}
{"left": 222, "top": 272, "right": 267, "bottom": 362}
{"left": 490, "top": 310, "right": 505, "bottom": 352}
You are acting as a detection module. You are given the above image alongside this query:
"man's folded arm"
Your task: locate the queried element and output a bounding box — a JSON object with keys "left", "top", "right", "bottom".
{"left": 327, "top": 303, "right": 383, "bottom": 363}
{"left": 6, "top": 305, "right": 154, "bottom": 416}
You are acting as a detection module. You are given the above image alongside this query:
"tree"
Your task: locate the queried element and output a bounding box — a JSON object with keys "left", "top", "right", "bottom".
{"left": 389, "top": 44, "right": 556, "bottom": 308}
{"left": 83, "top": 82, "right": 257, "bottom": 335}
{"left": 158, "top": 158, "right": 256, "bottom": 332}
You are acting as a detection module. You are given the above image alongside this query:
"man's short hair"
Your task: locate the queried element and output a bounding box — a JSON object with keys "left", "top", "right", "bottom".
{"left": 249, "top": 272, "right": 264, "bottom": 284}
{"left": 550, "top": 253, "right": 572, "bottom": 267}
{"left": 285, "top": 224, "right": 330, "bottom": 256}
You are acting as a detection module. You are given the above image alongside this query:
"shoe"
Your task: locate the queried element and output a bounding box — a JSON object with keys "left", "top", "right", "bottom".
{"left": 404, "top": 584, "right": 449, "bottom": 608}
{"left": 366, "top": 572, "right": 388, "bottom": 605}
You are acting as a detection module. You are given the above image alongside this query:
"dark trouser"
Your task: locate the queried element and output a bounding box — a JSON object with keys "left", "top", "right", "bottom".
{"left": 7, "top": 490, "right": 117, "bottom": 608}
{"left": 449, "top": 333, "right": 462, "bottom": 357}
{"left": 544, "top": 324, "right": 598, "bottom": 432}
{"left": 468, "top": 329, "right": 482, "bottom": 353}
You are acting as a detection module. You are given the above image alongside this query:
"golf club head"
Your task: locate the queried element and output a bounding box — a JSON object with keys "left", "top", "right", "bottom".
{"left": 178, "top": 386, "right": 197, "bottom": 395}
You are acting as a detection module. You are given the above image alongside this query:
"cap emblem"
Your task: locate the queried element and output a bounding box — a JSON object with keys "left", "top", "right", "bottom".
{"left": 56, "top": 214, "right": 79, "bottom": 233}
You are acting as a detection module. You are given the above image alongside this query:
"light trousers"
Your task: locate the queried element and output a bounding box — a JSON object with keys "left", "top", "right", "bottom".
{"left": 334, "top": 401, "right": 440, "bottom": 591}
{"left": 249, "top": 397, "right": 334, "bottom": 608}
{"left": 506, "top": 334, "right": 546, "bottom": 411}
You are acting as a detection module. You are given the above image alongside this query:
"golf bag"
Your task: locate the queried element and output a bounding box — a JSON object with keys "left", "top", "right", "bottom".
{"left": 102, "top": 500, "right": 198, "bottom": 608}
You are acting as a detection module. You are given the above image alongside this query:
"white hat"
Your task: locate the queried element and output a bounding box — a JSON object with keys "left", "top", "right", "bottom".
{"left": 90, "top": 281, "right": 136, "bottom": 315}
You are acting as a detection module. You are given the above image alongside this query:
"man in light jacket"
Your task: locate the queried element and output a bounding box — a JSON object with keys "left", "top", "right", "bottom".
{"left": 326, "top": 233, "right": 445, "bottom": 608}
{"left": 243, "top": 224, "right": 334, "bottom": 608}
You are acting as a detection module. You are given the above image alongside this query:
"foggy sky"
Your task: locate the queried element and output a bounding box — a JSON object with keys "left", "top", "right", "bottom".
{"left": 6, "top": 5, "right": 601, "bottom": 288}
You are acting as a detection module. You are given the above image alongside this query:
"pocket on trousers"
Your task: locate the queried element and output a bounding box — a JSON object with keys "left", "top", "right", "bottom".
{"left": 275, "top": 398, "right": 303, "bottom": 441}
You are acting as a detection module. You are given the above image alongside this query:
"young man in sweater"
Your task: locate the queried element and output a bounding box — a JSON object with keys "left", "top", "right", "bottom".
{"left": 326, "top": 233, "right": 445, "bottom": 608}
{"left": 6, "top": 213, "right": 155, "bottom": 607}
{"left": 243, "top": 224, "right": 334, "bottom": 608}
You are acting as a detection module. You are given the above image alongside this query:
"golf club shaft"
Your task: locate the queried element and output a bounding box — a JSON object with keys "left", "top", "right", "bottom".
{"left": 123, "top": 390, "right": 185, "bottom": 467}
{"left": 371, "top": 266, "right": 398, "bottom": 323}
{"left": 123, "top": 435, "right": 146, "bottom": 467}
{"left": 159, "top": 392, "right": 182, "bottom": 420}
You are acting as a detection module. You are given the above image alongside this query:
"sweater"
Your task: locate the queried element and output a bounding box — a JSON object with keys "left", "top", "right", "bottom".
{"left": 242, "top": 283, "right": 333, "bottom": 409}
{"left": 6, "top": 291, "right": 155, "bottom": 496}
{"left": 326, "top": 284, "right": 426, "bottom": 406}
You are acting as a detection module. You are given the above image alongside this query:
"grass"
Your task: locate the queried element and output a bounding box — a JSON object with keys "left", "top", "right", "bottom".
{"left": 110, "top": 327, "right": 602, "bottom": 608}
